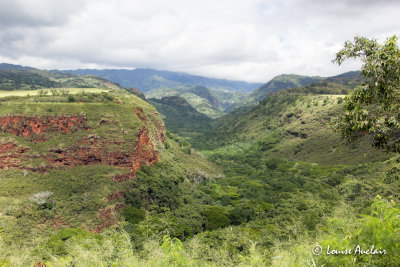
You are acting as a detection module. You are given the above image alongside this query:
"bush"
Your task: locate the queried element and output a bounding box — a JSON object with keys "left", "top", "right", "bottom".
{"left": 229, "top": 206, "right": 255, "bottom": 225}
{"left": 44, "top": 228, "right": 102, "bottom": 256}
{"left": 29, "top": 191, "right": 54, "bottom": 209}
{"left": 67, "top": 95, "right": 76, "bottom": 102}
{"left": 122, "top": 206, "right": 146, "bottom": 225}
{"left": 201, "top": 206, "right": 230, "bottom": 230}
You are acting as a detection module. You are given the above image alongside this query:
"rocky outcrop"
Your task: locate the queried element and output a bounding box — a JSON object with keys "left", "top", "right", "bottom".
{"left": 46, "top": 136, "right": 132, "bottom": 167}
{"left": 0, "top": 108, "right": 165, "bottom": 177}
{"left": 94, "top": 206, "right": 119, "bottom": 233}
{"left": 133, "top": 107, "right": 147, "bottom": 122}
{"left": 151, "top": 113, "right": 166, "bottom": 144}
{"left": 0, "top": 114, "right": 89, "bottom": 141}
{"left": 132, "top": 127, "right": 159, "bottom": 176}
{"left": 0, "top": 142, "right": 29, "bottom": 169}
{"left": 106, "top": 190, "right": 125, "bottom": 202}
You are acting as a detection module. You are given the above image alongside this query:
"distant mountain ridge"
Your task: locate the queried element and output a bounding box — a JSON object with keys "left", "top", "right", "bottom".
{"left": 248, "top": 74, "right": 324, "bottom": 102}
{"left": 0, "top": 63, "right": 34, "bottom": 70}
{"left": 60, "top": 68, "right": 262, "bottom": 93}
{"left": 0, "top": 63, "right": 124, "bottom": 91}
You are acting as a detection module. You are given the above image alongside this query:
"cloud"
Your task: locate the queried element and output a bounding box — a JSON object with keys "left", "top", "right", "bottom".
{"left": 0, "top": 0, "right": 85, "bottom": 28}
{"left": 0, "top": 0, "right": 399, "bottom": 82}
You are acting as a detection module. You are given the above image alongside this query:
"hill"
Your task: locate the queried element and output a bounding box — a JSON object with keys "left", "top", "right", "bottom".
{"left": 247, "top": 74, "right": 324, "bottom": 103}
{"left": 145, "top": 86, "right": 225, "bottom": 118}
{"left": 0, "top": 67, "right": 124, "bottom": 91}
{"left": 148, "top": 96, "right": 212, "bottom": 138}
{"left": 283, "top": 71, "right": 362, "bottom": 95}
{"left": 61, "top": 68, "right": 262, "bottom": 93}
{"left": 0, "top": 63, "right": 34, "bottom": 70}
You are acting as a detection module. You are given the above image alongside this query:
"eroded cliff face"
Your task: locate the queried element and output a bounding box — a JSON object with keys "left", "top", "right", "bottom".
{"left": 0, "top": 142, "right": 29, "bottom": 169}
{"left": 0, "top": 109, "right": 165, "bottom": 177}
{"left": 0, "top": 115, "right": 89, "bottom": 141}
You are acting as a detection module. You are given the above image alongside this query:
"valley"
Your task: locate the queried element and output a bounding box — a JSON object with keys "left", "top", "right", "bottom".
{"left": 0, "top": 63, "right": 399, "bottom": 266}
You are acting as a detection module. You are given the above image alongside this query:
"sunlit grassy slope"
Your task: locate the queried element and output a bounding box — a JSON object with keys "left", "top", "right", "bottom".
{"left": 0, "top": 88, "right": 109, "bottom": 97}
{"left": 197, "top": 92, "right": 390, "bottom": 166}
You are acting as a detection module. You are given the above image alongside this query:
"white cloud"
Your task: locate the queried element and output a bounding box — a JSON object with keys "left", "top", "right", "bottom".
{"left": 0, "top": 0, "right": 399, "bottom": 82}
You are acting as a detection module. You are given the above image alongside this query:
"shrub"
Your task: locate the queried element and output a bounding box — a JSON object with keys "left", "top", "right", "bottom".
{"left": 229, "top": 206, "right": 255, "bottom": 225}
{"left": 29, "top": 191, "right": 54, "bottom": 208}
{"left": 201, "top": 206, "right": 230, "bottom": 230}
{"left": 67, "top": 95, "right": 76, "bottom": 102}
{"left": 122, "top": 206, "right": 146, "bottom": 225}
{"left": 44, "top": 228, "right": 102, "bottom": 256}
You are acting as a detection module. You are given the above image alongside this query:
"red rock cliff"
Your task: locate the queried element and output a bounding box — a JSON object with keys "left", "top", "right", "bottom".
{"left": 0, "top": 109, "right": 165, "bottom": 177}
{"left": 0, "top": 114, "right": 89, "bottom": 140}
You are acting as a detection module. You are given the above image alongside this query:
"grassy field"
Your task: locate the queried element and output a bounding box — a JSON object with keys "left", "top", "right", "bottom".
{"left": 0, "top": 88, "right": 110, "bottom": 98}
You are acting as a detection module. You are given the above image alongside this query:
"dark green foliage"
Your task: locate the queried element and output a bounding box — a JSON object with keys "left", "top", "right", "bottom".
{"left": 44, "top": 228, "right": 102, "bottom": 256}
{"left": 333, "top": 35, "right": 400, "bottom": 152}
{"left": 67, "top": 95, "right": 75, "bottom": 102}
{"left": 122, "top": 206, "right": 146, "bottom": 224}
{"left": 303, "top": 210, "right": 320, "bottom": 231}
{"left": 149, "top": 96, "right": 212, "bottom": 138}
{"left": 256, "top": 132, "right": 282, "bottom": 151}
{"left": 229, "top": 206, "right": 255, "bottom": 225}
{"left": 134, "top": 163, "right": 184, "bottom": 209}
{"left": 173, "top": 205, "right": 205, "bottom": 237}
{"left": 0, "top": 70, "right": 59, "bottom": 90}
{"left": 201, "top": 206, "right": 230, "bottom": 230}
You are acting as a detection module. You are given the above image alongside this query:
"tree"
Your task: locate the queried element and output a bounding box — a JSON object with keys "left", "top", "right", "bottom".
{"left": 333, "top": 35, "right": 400, "bottom": 152}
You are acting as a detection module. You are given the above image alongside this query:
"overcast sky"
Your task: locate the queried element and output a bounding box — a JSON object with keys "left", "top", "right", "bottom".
{"left": 0, "top": 0, "right": 399, "bottom": 82}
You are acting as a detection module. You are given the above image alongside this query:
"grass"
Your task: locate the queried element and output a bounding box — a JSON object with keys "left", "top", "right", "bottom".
{"left": 0, "top": 88, "right": 110, "bottom": 98}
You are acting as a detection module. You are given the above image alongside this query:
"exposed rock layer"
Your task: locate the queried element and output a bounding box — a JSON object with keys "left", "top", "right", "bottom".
{"left": 0, "top": 111, "right": 165, "bottom": 177}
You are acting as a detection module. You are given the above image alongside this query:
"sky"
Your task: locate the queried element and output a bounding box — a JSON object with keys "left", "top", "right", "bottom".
{"left": 0, "top": 0, "right": 399, "bottom": 83}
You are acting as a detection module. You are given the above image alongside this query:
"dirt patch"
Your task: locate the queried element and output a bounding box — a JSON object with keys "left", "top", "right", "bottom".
{"left": 0, "top": 142, "right": 30, "bottom": 170}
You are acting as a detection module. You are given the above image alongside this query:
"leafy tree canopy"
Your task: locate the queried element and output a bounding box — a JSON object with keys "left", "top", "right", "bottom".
{"left": 333, "top": 35, "right": 400, "bottom": 152}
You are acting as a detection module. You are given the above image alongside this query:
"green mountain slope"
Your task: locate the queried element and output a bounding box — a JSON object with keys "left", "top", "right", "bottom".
{"left": 284, "top": 71, "right": 363, "bottom": 95}
{"left": 148, "top": 96, "right": 212, "bottom": 138}
{"left": 62, "top": 68, "right": 262, "bottom": 93}
{"left": 0, "top": 66, "right": 124, "bottom": 91}
{"left": 145, "top": 86, "right": 225, "bottom": 118}
{"left": 247, "top": 74, "right": 324, "bottom": 103}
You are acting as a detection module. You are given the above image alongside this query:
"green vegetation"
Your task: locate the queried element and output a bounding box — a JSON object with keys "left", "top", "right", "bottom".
{"left": 1, "top": 40, "right": 400, "bottom": 266}
{"left": 0, "top": 68, "right": 123, "bottom": 91}
{"left": 0, "top": 87, "right": 109, "bottom": 98}
{"left": 146, "top": 86, "right": 226, "bottom": 118}
{"left": 148, "top": 96, "right": 212, "bottom": 139}
{"left": 247, "top": 74, "right": 324, "bottom": 103}
{"left": 333, "top": 35, "right": 400, "bottom": 152}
